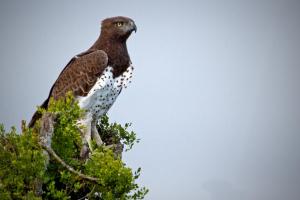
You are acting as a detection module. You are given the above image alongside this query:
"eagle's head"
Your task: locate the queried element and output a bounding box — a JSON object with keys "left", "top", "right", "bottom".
{"left": 101, "top": 16, "right": 137, "bottom": 41}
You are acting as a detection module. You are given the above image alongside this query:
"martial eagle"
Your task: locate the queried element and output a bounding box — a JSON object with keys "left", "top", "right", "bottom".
{"left": 29, "top": 16, "right": 137, "bottom": 156}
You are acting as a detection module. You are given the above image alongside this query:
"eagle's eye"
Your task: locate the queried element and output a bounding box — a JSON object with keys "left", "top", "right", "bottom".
{"left": 116, "top": 22, "right": 124, "bottom": 27}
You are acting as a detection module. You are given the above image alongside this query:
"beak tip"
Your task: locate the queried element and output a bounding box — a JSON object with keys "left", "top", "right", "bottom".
{"left": 129, "top": 20, "right": 137, "bottom": 33}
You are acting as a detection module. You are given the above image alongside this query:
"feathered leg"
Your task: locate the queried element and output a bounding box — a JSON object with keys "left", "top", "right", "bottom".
{"left": 77, "top": 113, "right": 93, "bottom": 159}
{"left": 77, "top": 114, "right": 103, "bottom": 159}
{"left": 91, "top": 117, "right": 103, "bottom": 146}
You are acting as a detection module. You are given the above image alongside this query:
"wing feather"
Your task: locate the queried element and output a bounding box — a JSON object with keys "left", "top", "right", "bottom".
{"left": 50, "top": 50, "right": 108, "bottom": 99}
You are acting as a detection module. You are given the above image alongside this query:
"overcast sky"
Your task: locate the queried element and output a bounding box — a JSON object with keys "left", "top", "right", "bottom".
{"left": 0, "top": 0, "right": 300, "bottom": 199}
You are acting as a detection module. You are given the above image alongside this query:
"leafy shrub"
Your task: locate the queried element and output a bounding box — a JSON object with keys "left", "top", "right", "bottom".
{"left": 0, "top": 94, "right": 148, "bottom": 200}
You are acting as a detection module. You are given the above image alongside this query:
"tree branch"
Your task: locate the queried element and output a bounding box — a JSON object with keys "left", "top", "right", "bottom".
{"left": 39, "top": 112, "right": 99, "bottom": 183}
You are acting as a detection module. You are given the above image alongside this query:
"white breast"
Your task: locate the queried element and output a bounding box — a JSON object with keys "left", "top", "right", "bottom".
{"left": 77, "top": 65, "right": 134, "bottom": 118}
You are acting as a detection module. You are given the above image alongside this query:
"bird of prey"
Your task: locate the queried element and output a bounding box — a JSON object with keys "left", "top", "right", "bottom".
{"left": 29, "top": 16, "right": 137, "bottom": 155}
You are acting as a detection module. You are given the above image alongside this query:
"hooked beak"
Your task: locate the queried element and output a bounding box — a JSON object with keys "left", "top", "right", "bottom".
{"left": 133, "top": 23, "right": 137, "bottom": 33}
{"left": 130, "top": 21, "right": 137, "bottom": 33}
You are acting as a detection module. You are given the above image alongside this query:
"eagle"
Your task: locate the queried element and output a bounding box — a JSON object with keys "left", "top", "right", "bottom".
{"left": 29, "top": 16, "right": 137, "bottom": 156}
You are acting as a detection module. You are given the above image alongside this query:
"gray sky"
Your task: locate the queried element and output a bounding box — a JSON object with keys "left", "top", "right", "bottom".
{"left": 1, "top": 0, "right": 300, "bottom": 199}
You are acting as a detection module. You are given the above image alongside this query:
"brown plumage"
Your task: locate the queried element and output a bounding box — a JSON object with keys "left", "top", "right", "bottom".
{"left": 29, "top": 16, "right": 137, "bottom": 128}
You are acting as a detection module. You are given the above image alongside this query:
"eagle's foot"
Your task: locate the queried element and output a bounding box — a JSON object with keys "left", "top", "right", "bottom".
{"left": 80, "top": 141, "right": 90, "bottom": 160}
{"left": 77, "top": 118, "right": 104, "bottom": 160}
{"left": 91, "top": 120, "right": 103, "bottom": 147}
{"left": 76, "top": 121, "right": 92, "bottom": 159}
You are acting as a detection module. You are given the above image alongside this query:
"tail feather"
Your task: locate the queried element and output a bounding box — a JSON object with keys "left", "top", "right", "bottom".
{"left": 28, "top": 98, "right": 49, "bottom": 128}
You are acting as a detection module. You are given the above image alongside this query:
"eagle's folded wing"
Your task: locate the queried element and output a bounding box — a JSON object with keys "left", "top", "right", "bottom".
{"left": 28, "top": 50, "right": 108, "bottom": 128}
{"left": 50, "top": 49, "right": 108, "bottom": 99}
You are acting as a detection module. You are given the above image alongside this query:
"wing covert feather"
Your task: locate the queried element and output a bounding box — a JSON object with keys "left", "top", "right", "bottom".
{"left": 50, "top": 50, "right": 108, "bottom": 99}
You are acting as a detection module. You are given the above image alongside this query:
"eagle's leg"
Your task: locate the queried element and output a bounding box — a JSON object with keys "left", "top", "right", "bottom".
{"left": 77, "top": 114, "right": 93, "bottom": 159}
{"left": 91, "top": 117, "right": 103, "bottom": 147}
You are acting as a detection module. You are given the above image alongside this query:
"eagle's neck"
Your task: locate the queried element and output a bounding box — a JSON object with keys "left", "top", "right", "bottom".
{"left": 90, "top": 34, "right": 131, "bottom": 78}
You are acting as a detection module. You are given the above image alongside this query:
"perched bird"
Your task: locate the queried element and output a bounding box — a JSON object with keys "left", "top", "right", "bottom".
{"left": 29, "top": 16, "right": 137, "bottom": 155}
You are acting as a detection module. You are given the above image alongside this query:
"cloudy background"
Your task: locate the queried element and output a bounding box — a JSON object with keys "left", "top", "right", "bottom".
{"left": 0, "top": 0, "right": 300, "bottom": 199}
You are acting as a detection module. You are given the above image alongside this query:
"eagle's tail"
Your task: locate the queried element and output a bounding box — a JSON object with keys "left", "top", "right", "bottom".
{"left": 28, "top": 98, "right": 49, "bottom": 128}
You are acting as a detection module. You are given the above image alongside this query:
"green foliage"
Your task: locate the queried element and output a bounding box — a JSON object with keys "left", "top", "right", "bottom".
{"left": 99, "top": 115, "right": 140, "bottom": 151}
{"left": 0, "top": 93, "right": 148, "bottom": 199}
{"left": 46, "top": 92, "right": 83, "bottom": 164}
{"left": 0, "top": 125, "right": 44, "bottom": 200}
{"left": 84, "top": 148, "right": 148, "bottom": 200}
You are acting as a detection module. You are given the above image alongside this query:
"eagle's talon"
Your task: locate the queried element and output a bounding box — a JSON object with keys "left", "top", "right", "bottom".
{"left": 80, "top": 143, "right": 90, "bottom": 160}
{"left": 91, "top": 120, "right": 103, "bottom": 147}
